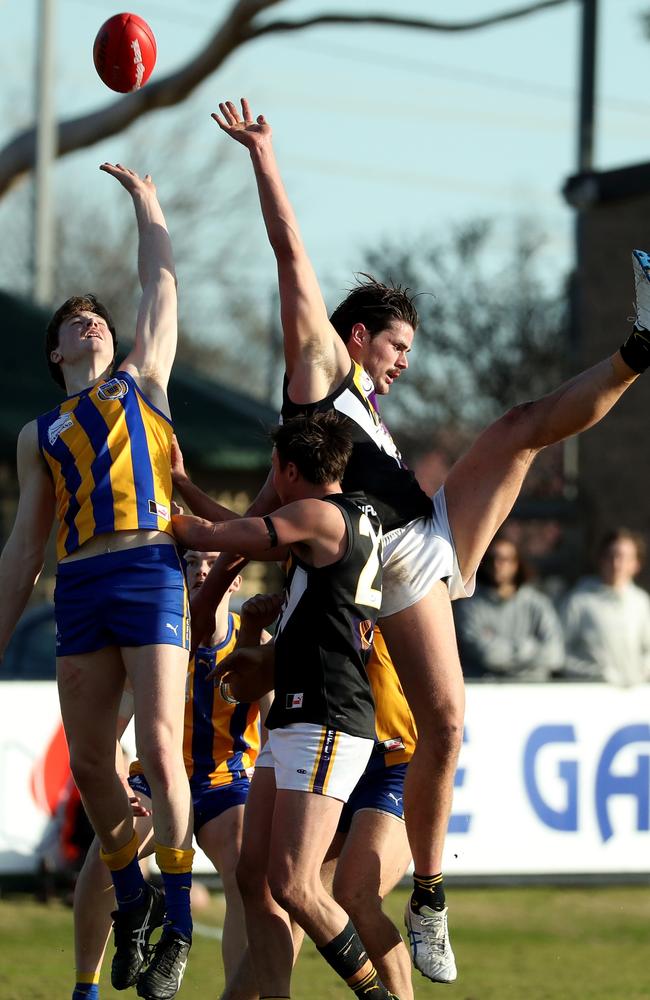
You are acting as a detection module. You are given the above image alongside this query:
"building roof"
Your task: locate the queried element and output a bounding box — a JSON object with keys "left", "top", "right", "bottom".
{"left": 563, "top": 160, "right": 650, "bottom": 208}
{"left": 0, "top": 290, "right": 276, "bottom": 470}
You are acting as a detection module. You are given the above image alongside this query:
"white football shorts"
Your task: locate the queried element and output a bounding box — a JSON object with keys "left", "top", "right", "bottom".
{"left": 259, "top": 723, "right": 374, "bottom": 802}
{"left": 380, "top": 485, "right": 476, "bottom": 618}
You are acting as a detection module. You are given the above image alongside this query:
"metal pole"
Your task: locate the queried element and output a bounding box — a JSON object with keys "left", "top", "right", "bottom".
{"left": 33, "top": 0, "right": 57, "bottom": 305}
{"left": 565, "top": 0, "right": 598, "bottom": 497}
{"left": 577, "top": 0, "right": 598, "bottom": 172}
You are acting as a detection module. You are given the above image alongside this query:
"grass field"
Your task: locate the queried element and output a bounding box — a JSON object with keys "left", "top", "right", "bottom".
{"left": 0, "top": 884, "right": 648, "bottom": 999}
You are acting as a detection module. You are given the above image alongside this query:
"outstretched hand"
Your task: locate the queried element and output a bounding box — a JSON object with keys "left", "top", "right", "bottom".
{"left": 100, "top": 162, "right": 156, "bottom": 197}
{"left": 212, "top": 98, "right": 271, "bottom": 150}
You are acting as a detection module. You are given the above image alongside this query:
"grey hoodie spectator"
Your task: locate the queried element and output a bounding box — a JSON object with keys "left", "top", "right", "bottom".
{"left": 453, "top": 535, "right": 564, "bottom": 681}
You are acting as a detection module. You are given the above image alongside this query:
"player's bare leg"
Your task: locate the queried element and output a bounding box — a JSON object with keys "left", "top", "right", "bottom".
{"left": 57, "top": 647, "right": 132, "bottom": 851}
{"left": 445, "top": 352, "right": 639, "bottom": 587}
{"left": 122, "top": 643, "right": 194, "bottom": 997}
{"left": 268, "top": 789, "right": 397, "bottom": 998}
{"left": 197, "top": 805, "right": 255, "bottom": 994}
{"left": 378, "top": 584, "right": 461, "bottom": 984}
{"left": 236, "top": 768, "right": 295, "bottom": 997}
{"left": 325, "top": 813, "right": 414, "bottom": 1000}
{"left": 72, "top": 813, "right": 155, "bottom": 999}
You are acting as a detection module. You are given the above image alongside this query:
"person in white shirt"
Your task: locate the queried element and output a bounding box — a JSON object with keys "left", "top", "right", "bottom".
{"left": 560, "top": 529, "right": 650, "bottom": 687}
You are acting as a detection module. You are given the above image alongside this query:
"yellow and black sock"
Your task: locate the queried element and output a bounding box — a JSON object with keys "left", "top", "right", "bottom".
{"left": 411, "top": 871, "right": 446, "bottom": 912}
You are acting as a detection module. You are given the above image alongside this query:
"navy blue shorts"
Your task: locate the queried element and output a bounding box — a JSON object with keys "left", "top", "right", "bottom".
{"left": 128, "top": 772, "right": 250, "bottom": 835}
{"left": 337, "top": 763, "right": 407, "bottom": 834}
{"left": 54, "top": 544, "right": 190, "bottom": 656}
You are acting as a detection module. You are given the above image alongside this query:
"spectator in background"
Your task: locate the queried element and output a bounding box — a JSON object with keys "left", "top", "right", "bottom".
{"left": 559, "top": 529, "right": 650, "bottom": 686}
{"left": 453, "top": 535, "right": 564, "bottom": 681}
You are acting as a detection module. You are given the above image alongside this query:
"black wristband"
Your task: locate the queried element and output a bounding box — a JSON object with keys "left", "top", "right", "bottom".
{"left": 263, "top": 515, "right": 279, "bottom": 548}
{"left": 620, "top": 326, "right": 650, "bottom": 374}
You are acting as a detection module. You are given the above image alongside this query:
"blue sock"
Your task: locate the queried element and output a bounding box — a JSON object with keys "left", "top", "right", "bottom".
{"left": 160, "top": 869, "right": 193, "bottom": 941}
{"left": 110, "top": 854, "right": 146, "bottom": 911}
{"left": 72, "top": 983, "right": 99, "bottom": 999}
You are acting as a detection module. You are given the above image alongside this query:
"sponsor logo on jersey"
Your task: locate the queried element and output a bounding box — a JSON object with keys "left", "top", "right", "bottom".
{"left": 286, "top": 692, "right": 304, "bottom": 709}
{"left": 377, "top": 737, "right": 406, "bottom": 753}
{"left": 360, "top": 368, "right": 375, "bottom": 394}
{"left": 148, "top": 499, "right": 170, "bottom": 520}
{"left": 97, "top": 377, "right": 129, "bottom": 401}
{"left": 48, "top": 412, "right": 74, "bottom": 446}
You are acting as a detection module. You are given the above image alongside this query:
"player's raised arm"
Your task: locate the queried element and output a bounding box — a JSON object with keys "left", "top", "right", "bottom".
{"left": 212, "top": 99, "right": 350, "bottom": 401}
{"left": 0, "top": 422, "right": 55, "bottom": 658}
{"left": 100, "top": 163, "right": 178, "bottom": 395}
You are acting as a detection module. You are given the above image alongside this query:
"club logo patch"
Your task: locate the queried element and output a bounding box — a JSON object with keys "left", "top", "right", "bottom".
{"left": 48, "top": 413, "right": 74, "bottom": 446}
{"left": 286, "top": 692, "right": 304, "bottom": 709}
{"left": 359, "top": 619, "right": 374, "bottom": 651}
{"left": 97, "top": 378, "right": 129, "bottom": 401}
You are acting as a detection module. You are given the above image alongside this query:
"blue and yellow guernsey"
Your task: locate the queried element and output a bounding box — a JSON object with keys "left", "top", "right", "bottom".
{"left": 36, "top": 371, "right": 174, "bottom": 561}
{"left": 365, "top": 626, "right": 417, "bottom": 772}
{"left": 130, "top": 613, "right": 262, "bottom": 790}
{"left": 183, "top": 613, "right": 261, "bottom": 790}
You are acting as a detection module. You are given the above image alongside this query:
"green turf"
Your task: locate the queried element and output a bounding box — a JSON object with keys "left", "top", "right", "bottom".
{"left": 0, "top": 885, "right": 648, "bottom": 999}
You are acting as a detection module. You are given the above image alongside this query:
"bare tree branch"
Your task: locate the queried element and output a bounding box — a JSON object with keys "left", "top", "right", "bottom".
{"left": 0, "top": 0, "right": 573, "bottom": 198}
{"left": 246, "top": 0, "right": 573, "bottom": 41}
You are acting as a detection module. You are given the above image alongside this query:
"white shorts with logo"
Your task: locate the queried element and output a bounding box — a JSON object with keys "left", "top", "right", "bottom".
{"left": 256, "top": 723, "right": 374, "bottom": 803}
{"left": 380, "top": 485, "right": 476, "bottom": 618}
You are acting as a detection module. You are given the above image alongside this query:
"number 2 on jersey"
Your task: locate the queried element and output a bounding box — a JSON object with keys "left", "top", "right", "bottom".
{"left": 355, "top": 512, "right": 382, "bottom": 609}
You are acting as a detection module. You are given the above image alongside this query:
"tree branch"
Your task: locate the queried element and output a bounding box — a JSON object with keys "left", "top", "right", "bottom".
{"left": 245, "top": 0, "right": 574, "bottom": 40}
{"left": 0, "top": 0, "right": 573, "bottom": 198}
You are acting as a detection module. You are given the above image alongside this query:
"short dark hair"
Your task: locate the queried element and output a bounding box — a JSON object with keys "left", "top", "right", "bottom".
{"left": 597, "top": 527, "right": 646, "bottom": 567}
{"left": 270, "top": 411, "right": 353, "bottom": 486}
{"left": 329, "top": 273, "right": 419, "bottom": 344}
{"left": 45, "top": 294, "right": 118, "bottom": 390}
{"left": 478, "top": 534, "right": 532, "bottom": 590}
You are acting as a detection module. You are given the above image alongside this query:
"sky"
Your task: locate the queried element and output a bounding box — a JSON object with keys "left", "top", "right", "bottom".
{"left": 2, "top": 0, "right": 650, "bottom": 313}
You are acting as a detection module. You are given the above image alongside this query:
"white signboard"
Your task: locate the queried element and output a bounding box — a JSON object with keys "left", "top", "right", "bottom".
{"left": 1, "top": 682, "right": 648, "bottom": 876}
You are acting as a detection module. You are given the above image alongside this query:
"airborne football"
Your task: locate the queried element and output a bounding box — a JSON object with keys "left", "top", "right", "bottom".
{"left": 93, "top": 12, "right": 156, "bottom": 93}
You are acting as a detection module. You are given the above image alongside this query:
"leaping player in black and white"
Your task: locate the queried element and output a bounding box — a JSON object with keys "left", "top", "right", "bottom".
{"left": 174, "top": 410, "right": 399, "bottom": 1000}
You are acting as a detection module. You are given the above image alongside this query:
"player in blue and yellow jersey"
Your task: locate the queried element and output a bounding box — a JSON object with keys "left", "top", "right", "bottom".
{"left": 70, "top": 551, "right": 272, "bottom": 1000}
{"left": 0, "top": 164, "right": 194, "bottom": 1000}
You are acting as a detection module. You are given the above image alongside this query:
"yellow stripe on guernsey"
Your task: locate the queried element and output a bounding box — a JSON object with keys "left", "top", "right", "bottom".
{"left": 37, "top": 372, "right": 174, "bottom": 560}
{"left": 366, "top": 627, "right": 417, "bottom": 766}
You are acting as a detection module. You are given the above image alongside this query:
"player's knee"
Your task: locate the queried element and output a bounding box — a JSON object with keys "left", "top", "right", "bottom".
{"left": 496, "top": 400, "right": 541, "bottom": 449}
{"left": 267, "top": 869, "right": 309, "bottom": 919}
{"left": 136, "top": 737, "right": 181, "bottom": 793}
{"left": 68, "top": 745, "right": 113, "bottom": 793}
{"left": 332, "top": 878, "right": 375, "bottom": 920}
{"left": 235, "top": 855, "right": 264, "bottom": 901}
{"left": 417, "top": 715, "right": 464, "bottom": 764}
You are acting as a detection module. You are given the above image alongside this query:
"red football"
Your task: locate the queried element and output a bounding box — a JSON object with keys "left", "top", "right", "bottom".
{"left": 93, "top": 13, "right": 157, "bottom": 93}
